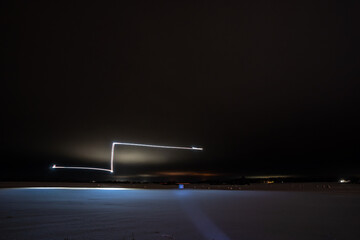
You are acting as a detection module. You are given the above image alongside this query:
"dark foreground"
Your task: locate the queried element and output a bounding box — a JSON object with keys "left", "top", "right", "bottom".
{"left": 0, "top": 188, "right": 359, "bottom": 240}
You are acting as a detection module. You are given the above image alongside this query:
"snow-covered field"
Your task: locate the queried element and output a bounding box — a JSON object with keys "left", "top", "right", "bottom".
{"left": 0, "top": 188, "right": 359, "bottom": 240}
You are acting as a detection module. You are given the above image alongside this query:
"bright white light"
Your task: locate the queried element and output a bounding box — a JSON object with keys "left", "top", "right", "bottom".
{"left": 52, "top": 141, "right": 203, "bottom": 173}
{"left": 339, "top": 179, "right": 350, "bottom": 183}
{"left": 192, "top": 147, "right": 203, "bottom": 150}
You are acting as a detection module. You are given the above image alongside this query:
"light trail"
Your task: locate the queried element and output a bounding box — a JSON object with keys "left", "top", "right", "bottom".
{"left": 51, "top": 165, "right": 113, "bottom": 172}
{"left": 52, "top": 141, "right": 203, "bottom": 173}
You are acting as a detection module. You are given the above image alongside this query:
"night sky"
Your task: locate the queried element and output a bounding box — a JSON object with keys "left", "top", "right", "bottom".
{"left": 2, "top": 0, "right": 359, "bottom": 181}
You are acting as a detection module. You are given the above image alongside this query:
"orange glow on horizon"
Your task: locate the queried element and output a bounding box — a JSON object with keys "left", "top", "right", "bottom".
{"left": 157, "top": 171, "right": 219, "bottom": 177}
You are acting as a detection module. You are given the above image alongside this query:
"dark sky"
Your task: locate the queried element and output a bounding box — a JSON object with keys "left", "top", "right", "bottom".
{"left": 1, "top": 0, "right": 360, "bottom": 181}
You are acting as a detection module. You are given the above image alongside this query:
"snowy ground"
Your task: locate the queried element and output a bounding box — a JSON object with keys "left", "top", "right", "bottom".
{"left": 0, "top": 188, "right": 359, "bottom": 240}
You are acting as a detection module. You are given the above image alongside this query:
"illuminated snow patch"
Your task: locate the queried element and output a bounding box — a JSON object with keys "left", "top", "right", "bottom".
{"left": 19, "top": 187, "right": 135, "bottom": 190}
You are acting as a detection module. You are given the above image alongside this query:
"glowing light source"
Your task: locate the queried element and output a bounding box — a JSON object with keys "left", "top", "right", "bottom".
{"left": 157, "top": 171, "right": 218, "bottom": 177}
{"left": 52, "top": 141, "right": 203, "bottom": 173}
{"left": 339, "top": 179, "right": 350, "bottom": 183}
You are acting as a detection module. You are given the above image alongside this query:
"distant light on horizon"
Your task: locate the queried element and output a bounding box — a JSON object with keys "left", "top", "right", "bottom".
{"left": 157, "top": 171, "right": 218, "bottom": 177}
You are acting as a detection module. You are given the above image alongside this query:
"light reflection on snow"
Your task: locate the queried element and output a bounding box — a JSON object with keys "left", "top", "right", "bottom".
{"left": 17, "top": 187, "right": 136, "bottom": 190}
{"left": 175, "top": 190, "right": 231, "bottom": 240}
{"left": 1, "top": 189, "right": 360, "bottom": 239}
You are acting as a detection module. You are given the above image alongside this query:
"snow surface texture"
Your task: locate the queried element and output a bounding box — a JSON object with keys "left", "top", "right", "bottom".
{"left": 0, "top": 188, "right": 359, "bottom": 240}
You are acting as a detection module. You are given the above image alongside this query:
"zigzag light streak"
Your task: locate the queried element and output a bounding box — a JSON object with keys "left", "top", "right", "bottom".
{"left": 52, "top": 142, "right": 203, "bottom": 173}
